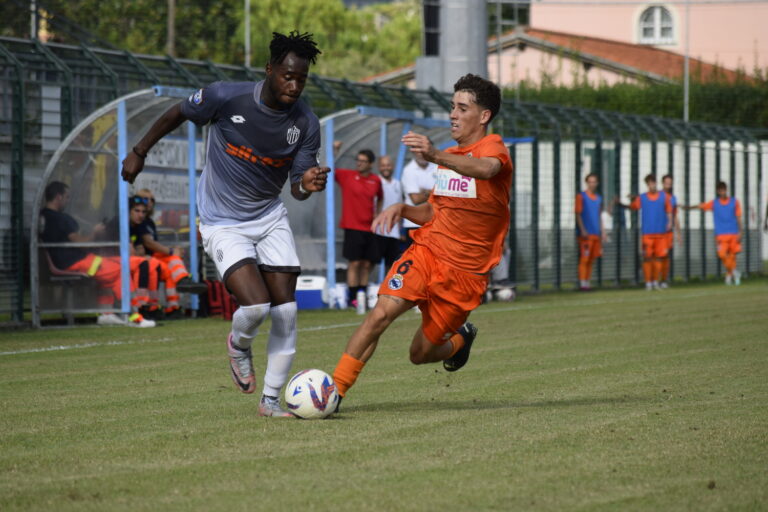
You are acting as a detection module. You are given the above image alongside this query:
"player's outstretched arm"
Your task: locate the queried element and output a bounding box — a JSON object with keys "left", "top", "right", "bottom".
{"left": 372, "top": 202, "right": 432, "bottom": 235}
{"left": 121, "top": 103, "right": 188, "bottom": 184}
{"left": 291, "top": 166, "right": 329, "bottom": 200}
{"left": 401, "top": 131, "right": 501, "bottom": 180}
{"left": 613, "top": 194, "right": 636, "bottom": 210}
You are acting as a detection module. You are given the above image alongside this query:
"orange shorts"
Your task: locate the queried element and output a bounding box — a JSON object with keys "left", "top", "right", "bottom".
{"left": 664, "top": 232, "right": 674, "bottom": 251}
{"left": 379, "top": 243, "right": 487, "bottom": 346}
{"left": 578, "top": 235, "right": 602, "bottom": 260}
{"left": 715, "top": 234, "right": 741, "bottom": 257}
{"left": 642, "top": 234, "right": 668, "bottom": 259}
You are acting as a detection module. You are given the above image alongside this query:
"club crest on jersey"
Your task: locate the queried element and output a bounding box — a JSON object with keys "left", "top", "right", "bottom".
{"left": 287, "top": 125, "right": 301, "bottom": 145}
{"left": 190, "top": 89, "right": 203, "bottom": 105}
{"left": 388, "top": 273, "right": 404, "bottom": 290}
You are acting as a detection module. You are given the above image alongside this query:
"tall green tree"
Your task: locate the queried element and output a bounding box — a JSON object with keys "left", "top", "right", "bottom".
{"left": 7, "top": 0, "right": 421, "bottom": 82}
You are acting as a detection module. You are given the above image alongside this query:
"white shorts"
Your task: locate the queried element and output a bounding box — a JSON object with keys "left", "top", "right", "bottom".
{"left": 199, "top": 204, "right": 301, "bottom": 282}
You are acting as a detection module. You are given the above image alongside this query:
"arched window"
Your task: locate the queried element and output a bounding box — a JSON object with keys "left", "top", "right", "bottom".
{"left": 638, "top": 5, "right": 674, "bottom": 45}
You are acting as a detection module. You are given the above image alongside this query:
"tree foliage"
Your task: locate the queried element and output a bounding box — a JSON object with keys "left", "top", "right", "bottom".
{"left": 5, "top": 0, "right": 421, "bottom": 82}
{"left": 511, "top": 76, "right": 768, "bottom": 131}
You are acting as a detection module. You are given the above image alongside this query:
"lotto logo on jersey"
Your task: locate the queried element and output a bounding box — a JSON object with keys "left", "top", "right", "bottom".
{"left": 287, "top": 125, "right": 301, "bottom": 145}
{"left": 189, "top": 89, "right": 203, "bottom": 105}
{"left": 433, "top": 168, "right": 477, "bottom": 198}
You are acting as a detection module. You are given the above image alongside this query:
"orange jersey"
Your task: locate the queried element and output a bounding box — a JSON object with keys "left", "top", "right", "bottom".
{"left": 411, "top": 134, "right": 513, "bottom": 273}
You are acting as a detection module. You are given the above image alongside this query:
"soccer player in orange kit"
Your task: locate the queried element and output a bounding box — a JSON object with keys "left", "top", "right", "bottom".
{"left": 616, "top": 174, "right": 672, "bottom": 290}
{"left": 332, "top": 74, "right": 513, "bottom": 409}
{"left": 575, "top": 173, "right": 606, "bottom": 291}
{"left": 659, "top": 175, "right": 682, "bottom": 288}
{"left": 683, "top": 181, "right": 743, "bottom": 285}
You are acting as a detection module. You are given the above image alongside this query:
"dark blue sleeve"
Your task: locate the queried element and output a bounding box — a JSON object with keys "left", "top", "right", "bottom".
{"left": 180, "top": 82, "right": 225, "bottom": 126}
{"left": 290, "top": 112, "right": 321, "bottom": 184}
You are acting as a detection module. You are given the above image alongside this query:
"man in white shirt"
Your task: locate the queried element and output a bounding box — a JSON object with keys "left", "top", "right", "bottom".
{"left": 400, "top": 151, "right": 437, "bottom": 248}
{"left": 375, "top": 155, "right": 404, "bottom": 268}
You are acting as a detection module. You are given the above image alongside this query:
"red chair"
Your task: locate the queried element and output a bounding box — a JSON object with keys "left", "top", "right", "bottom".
{"left": 205, "top": 279, "right": 238, "bottom": 320}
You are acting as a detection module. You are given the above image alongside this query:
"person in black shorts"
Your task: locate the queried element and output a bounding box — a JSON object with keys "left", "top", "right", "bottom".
{"left": 335, "top": 148, "right": 383, "bottom": 309}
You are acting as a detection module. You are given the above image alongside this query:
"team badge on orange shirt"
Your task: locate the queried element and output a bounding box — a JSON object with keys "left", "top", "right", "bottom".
{"left": 388, "top": 273, "right": 404, "bottom": 290}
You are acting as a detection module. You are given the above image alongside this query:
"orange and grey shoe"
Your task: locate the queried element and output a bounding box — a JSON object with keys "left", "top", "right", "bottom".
{"left": 227, "top": 333, "right": 255, "bottom": 394}
{"left": 258, "top": 395, "right": 294, "bottom": 418}
{"left": 443, "top": 322, "right": 478, "bottom": 372}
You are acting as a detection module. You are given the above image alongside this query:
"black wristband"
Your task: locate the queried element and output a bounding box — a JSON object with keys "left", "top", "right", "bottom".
{"left": 132, "top": 146, "right": 147, "bottom": 159}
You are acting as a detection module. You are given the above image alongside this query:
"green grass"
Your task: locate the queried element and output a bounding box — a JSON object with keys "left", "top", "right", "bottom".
{"left": 1, "top": 281, "right": 767, "bottom": 511}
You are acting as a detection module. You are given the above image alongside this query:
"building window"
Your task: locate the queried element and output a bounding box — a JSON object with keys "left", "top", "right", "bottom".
{"left": 638, "top": 5, "right": 674, "bottom": 45}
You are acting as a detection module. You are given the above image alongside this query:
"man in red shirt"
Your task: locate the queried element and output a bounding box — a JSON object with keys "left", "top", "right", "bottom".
{"left": 335, "top": 149, "right": 383, "bottom": 309}
{"left": 332, "top": 74, "right": 512, "bottom": 410}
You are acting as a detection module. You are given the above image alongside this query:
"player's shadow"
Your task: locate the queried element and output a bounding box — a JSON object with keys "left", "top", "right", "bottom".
{"left": 349, "top": 394, "right": 646, "bottom": 413}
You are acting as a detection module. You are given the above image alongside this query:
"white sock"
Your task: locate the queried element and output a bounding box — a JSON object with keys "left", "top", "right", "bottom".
{"left": 231, "top": 303, "right": 270, "bottom": 350}
{"left": 263, "top": 302, "right": 298, "bottom": 397}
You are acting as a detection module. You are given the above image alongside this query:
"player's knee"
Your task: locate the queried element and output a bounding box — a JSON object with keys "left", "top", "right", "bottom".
{"left": 409, "top": 344, "right": 431, "bottom": 365}
{"left": 233, "top": 303, "right": 270, "bottom": 336}
{"left": 269, "top": 301, "right": 297, "bottom": 337}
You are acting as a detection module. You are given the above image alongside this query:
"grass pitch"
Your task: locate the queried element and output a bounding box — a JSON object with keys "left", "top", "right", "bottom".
{"left": 1, "top": 281, "right": 767, "bottom": 511}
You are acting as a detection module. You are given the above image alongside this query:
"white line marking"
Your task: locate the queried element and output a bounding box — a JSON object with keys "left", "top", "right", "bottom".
{"left": 0, "top": 338, "right": 175, "bottom": 357}
{"left": 0, "top": 323, "right": 363, "bottom": 357}
{"left": 0, "top": 287, "right": 748, "bottom": 357}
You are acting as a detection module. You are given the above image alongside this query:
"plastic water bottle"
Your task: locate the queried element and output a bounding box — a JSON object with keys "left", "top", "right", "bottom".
{"left": 355, "top": 289, "right": 366, "bottom": 315}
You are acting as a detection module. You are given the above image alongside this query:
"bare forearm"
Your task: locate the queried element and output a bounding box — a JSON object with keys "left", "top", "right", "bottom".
{"left": 291, "top": 182, "right": 310, "bottom": 201}
{"left": 401, "top": 203, "right": 433, "bottom": 226}
{"left": 134, "top": 103, "right": 187, "bottom": 154}
{"left": 576, "top": 217, "right": 586, "bottom": 236}
{"left": 409, "top": 192, "right": 429, "bottom": 205}
{"left": 429, "top": 151, "right": 499, "bottom": 180}
{"left": 143, "top": 237, "right": 170, "bottom": 255}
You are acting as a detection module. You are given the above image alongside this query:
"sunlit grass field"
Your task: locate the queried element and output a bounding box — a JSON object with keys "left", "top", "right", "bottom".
{"left": 1, "top": 280, "right": 767, "bottom": 511}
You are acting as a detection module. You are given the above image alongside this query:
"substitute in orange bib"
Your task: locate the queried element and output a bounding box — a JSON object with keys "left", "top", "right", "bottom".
{"left": 134, "top": 189, "right": 207, "bottom": 319}
{"left": 332, "top": 74, "right": 513, "bottom": 409}
{"left": 660, "top": 175, "right": 682, "bottom": 288}
{"left": 683, "top": 181, "right": 743, "bottom": 285}
{"left": 616, "top": 174, "right": 672, "bottom": 290}
{"left": 575, "top": 173, "right": 606, "bottom": 291}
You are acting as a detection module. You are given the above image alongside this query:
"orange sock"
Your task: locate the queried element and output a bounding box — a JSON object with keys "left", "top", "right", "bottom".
{"left": 447, "top": 332, "right": 465, "bottom": 358}
{"left": 333, "top": 353, "right": 366, "bottom": 397}
{"left": 643, "top": 261, "right": 652, "bottom": 282}
{"left": 652, "top": 260, "right": 662, "bottom": 282}
{"left": 578, "top": 259, "right": 594, "bottom": 281}
{"left": 724, "top": 254, "right": 736, "bottom": 274}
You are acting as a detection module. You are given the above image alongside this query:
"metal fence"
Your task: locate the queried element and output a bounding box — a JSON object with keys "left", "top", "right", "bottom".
{"left": 1, "top": 36, "right": 766, "bottom": 320}
{"left": 498, "top": 106, "right": 764, "bottom": 289}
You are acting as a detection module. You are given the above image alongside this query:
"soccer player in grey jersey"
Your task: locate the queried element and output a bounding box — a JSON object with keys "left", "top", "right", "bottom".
{"left": 122, "top": 32, "right": 329, "bottom": 417}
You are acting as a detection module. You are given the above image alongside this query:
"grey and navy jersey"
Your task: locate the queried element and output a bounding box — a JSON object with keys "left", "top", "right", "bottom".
{"left": 181, "top": 80, "right": 320, "bottom": 225}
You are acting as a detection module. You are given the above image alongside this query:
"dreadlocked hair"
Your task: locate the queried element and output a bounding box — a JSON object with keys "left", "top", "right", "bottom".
{"left": 270, "top": 31, "right": 321, "bottom": 66}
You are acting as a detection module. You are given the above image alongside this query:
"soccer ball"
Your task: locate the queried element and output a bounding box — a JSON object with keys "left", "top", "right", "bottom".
{"left": 493, "top": 287, "right": 516, "bottom": 302}
{"left": 285, "top": 369, "right": 339, "bottom": 419}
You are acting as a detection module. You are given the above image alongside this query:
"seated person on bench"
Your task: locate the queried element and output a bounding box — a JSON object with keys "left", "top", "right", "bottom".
{"left": 39, "top": 181, "right": 156, "bottom": 328}
{"left": 132, "top": 189, "right": 207, "bottom": 319}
